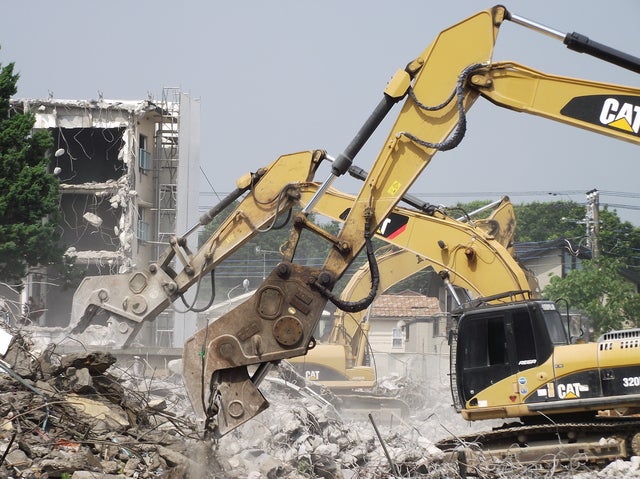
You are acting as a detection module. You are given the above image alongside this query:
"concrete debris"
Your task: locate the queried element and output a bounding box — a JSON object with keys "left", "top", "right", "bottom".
{"left": 0, "top": 322, "right": 634, "bottom": 478}
{"left": 82, "top": 213, "right": 103, "bottom": 228}
{"left": 0, "top": 325, "right": 201, "bottom": 478}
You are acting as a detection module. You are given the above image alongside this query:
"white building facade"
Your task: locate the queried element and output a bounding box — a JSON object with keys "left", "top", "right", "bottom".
{"left": 9, "top": 89, "right": 200, "bottom": 347}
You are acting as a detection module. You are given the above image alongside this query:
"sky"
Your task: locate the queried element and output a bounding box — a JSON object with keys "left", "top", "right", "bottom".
{"left": 3, "top": 1, "right": 640, "bottom": 226}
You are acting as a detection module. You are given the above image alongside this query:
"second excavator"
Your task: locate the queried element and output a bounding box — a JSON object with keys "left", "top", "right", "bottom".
{"left": 286, "top": 194, "right": 537, "bottom": 395}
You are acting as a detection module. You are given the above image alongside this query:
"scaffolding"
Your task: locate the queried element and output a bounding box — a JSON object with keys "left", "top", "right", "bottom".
{"left": 151, "top": 87, "right": 181, "bottom": 346}
{"left": 153, "top": 87, "right": 180, "bottom": 253}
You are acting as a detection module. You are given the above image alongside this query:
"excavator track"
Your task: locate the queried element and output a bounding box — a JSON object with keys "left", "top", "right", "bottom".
{"left": 436, "top": 418, "right": 640, "bottom": 475}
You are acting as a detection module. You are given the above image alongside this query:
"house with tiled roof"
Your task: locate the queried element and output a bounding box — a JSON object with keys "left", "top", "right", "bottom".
{"left": 365, "top": 290, "right": 447, "bottom": 379}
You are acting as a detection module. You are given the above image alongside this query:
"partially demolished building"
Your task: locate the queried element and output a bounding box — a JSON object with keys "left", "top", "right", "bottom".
{"left": 9, "top": 89, "right": 200, "bottom": 348}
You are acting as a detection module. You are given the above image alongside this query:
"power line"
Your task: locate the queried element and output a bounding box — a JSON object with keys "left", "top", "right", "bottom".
{"left": 199, "top": 190, "right": 640, "bottom": 211}
{"left": 601, "top": 204, "right": 640, "bottom": 211}
{"left": 199, "top": 166, "right": 222, "bottom": 203}
{"left": 199, "top": 189, "right": 640, "bottom": 200}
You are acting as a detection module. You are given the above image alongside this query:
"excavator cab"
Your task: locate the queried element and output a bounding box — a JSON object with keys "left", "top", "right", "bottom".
{"left": 451, "top": 300, "right": 569, "bottom": 410}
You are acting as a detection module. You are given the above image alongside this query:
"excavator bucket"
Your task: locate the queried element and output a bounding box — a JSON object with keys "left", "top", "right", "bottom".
{"left": 182, "top": 261, "right": 330, "bottom": 437}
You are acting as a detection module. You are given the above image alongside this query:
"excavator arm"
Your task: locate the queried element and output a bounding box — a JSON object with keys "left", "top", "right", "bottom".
{"left": 300, "top": 187, "right": 539, "bottom": 301}
{"left": 68, "top": 150, "right": 326, "bottom": 347}
{"left": 472, "top": 61, "right": 640, "bottom": 142}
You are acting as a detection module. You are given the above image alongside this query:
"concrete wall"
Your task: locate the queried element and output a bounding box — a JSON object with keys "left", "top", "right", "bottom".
{"left": 134, "top": 113, "right": 162, "bottom": 268}
{"left": 523, "top": 249, "right": 564, "bottom": 290}
{"left": 172, "top": 93, "right": 201, "bottom": 346}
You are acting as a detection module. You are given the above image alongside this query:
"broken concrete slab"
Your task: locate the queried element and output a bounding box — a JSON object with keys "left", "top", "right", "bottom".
{"left": 64, "top": 394, "right": 130, "bottom": 432}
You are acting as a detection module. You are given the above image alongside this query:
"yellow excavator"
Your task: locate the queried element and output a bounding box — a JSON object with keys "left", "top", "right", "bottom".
{"left": 67, "top": 4, "right": 640, "bottom": 463}
{"left": 282, "top": 193, "right": 536, "bottom": 416}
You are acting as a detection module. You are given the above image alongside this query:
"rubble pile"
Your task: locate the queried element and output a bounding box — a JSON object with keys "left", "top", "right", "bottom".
{"left": 0, "top": 325, "right": 637, "bottom": 478}
{"left": 0, "top": 326, "right": 452, "bottom": 478}
{"left": 215, "top": 374, "right": 448, "bottom": 478}
{"left": 0, "top": 331, "right": 205, "bottom": 478}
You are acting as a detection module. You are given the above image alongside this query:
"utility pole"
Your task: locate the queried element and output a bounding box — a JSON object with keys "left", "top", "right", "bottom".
{"left": 255, "top": 245, "right": 280, "bottom": 280}
{"left": 585, "top": 189, "right": 600, "bottom": 261}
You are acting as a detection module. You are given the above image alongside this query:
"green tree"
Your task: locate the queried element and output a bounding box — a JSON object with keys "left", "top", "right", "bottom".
{"left": 597, "top": 208, "right": 640, "bottom": 267}
{"left": 0, "top": 59, "right": 62, "bottom": 286}
{"left": 513, "top": 201, "right": 586, "bottom": 243}
{"left": 513, "top": 201, "right": 640, "bottom": 269}
{"left": 544, "top": 257, "right": 640, "bottom": 336}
